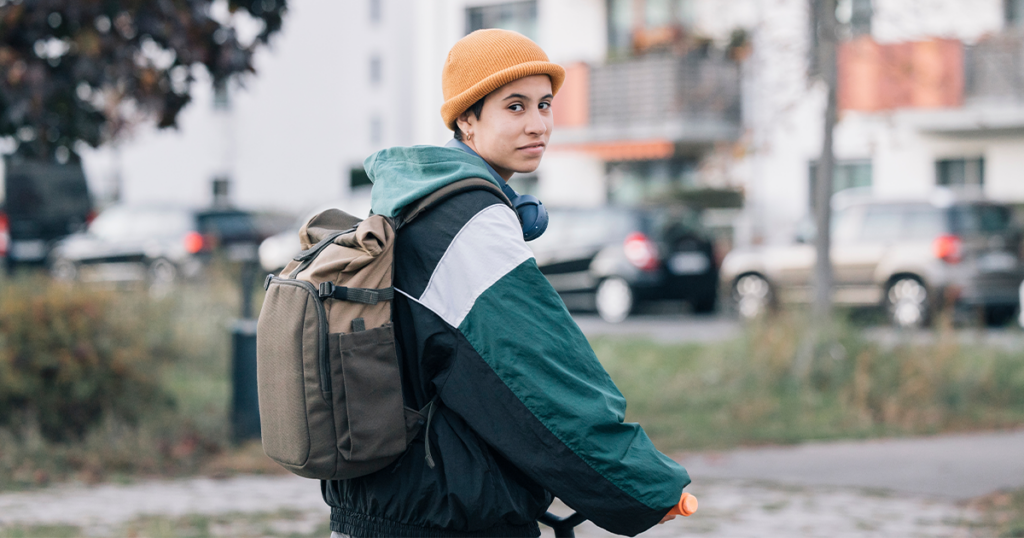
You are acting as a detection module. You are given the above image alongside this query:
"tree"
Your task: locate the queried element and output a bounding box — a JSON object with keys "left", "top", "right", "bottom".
{"left": 0, "top": 0, "right": 287, "bottom": 162}
{"left": 810, "top": 0, "right": 839, "bottom": 317}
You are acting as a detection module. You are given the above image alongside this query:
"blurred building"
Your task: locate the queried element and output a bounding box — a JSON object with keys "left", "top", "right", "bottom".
{"left": 745, "top": 0, "right": 1024, "bottom": 246}
{"left": 78, "top": 0, "right": 1024, "bottom": 240}
{"left": 81, "top": 0, "right": 420, "bottom": 212}
{"left": 408, "top": 0, "right": 754, "bottom": 210}
{"left": 419, "top": 0, "right": 1024, "bottom": 248}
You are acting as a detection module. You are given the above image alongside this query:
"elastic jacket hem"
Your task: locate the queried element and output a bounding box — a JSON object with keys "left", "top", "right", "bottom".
{"left": 330, "top": 509, "right": 541, "bottom": 538}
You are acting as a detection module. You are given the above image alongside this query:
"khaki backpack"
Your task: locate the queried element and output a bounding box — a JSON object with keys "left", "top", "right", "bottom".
{"left": 255, "top": 178, "right": 509, "bottom": 480}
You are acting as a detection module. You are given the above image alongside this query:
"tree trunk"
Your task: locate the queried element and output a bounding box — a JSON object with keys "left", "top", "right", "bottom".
{"left": 813, "top": 0, "right": 838, "bottom": 318}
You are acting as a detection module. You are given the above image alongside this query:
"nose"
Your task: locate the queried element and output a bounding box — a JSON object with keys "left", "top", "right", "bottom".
{"left": 525, "top": 107, "right": 547, "bottom": 136}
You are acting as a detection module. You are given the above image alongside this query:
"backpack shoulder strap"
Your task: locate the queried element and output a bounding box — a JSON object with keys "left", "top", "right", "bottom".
{"left": 397, "top": 177, "right": 513, "bottom": 229}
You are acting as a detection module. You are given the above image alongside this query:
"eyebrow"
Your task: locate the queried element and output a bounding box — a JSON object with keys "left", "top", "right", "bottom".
{"left": 502, "top": 93, "right": 554, "bottom": 101}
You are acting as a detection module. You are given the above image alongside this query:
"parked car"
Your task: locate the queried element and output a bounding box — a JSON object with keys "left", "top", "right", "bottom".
{"left": 258, "top": 195, "right": 371, "bottom": 274}
{"left": 528, "top": 205, "right": 718, "bottom": 323}
{"left": 1, "top": 156, "right": 94, "bottom": 270}
{"left": 49, "top": 204, "right": 262, "bottom": 284}
{"left": 721, "top": 193, "right": 1024, "bottom": 327}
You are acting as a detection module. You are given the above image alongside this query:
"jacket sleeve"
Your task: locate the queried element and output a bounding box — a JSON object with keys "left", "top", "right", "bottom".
{"left": 409, "top": 201, "right": 691, "bottom": 536}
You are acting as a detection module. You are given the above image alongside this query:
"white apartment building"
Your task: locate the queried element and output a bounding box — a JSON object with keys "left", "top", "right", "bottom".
{"left": 80, "top": 0, "right": 418, "bottom": 212}
{"left": 78, "top": 0, "right": 1024, "bottom": 244}
{"left": 415, "top": 0, "right": 1024, "bottom": 248}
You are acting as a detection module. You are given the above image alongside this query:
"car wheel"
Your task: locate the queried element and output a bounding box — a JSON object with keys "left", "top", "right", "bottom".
{"left": 732, "top": 273, "right": 772, "bottom": 320}
{"left": 50, "top": 258, "right": 79, "bottom": 282}
{"left": 886, "top": 277, "right": 928, "bottom": 328}
{"left": 595, "top": 277, "right": 633, "bottom": 323}
{"left": 148, "top": 258, "right": 178, "bottom": 285}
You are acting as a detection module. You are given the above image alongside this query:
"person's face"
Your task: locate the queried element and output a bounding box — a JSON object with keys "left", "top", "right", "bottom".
{"left": 456, "top": 75, "right": 553, "bottom": 181}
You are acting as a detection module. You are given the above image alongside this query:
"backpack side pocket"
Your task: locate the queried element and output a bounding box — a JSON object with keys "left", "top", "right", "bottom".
{"left": 330, "top": 324, "right": 406, "bottom": 464}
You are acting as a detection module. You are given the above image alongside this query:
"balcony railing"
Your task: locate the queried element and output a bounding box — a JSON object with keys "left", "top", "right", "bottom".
{"left": 588, "top": 54, "right": 742, "bottom": 129}
{"left": 965, "top": 31, "right": 1024, "bottom": 104}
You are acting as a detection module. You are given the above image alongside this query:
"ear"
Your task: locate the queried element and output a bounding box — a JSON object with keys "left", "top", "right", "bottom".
{"left": 455, "top": 110, "right": 475, "bottom": 139}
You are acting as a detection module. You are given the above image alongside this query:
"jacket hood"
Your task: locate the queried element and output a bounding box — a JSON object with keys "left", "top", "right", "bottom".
{"left": 365, "top": 145, "right": 503, "bottom": 218}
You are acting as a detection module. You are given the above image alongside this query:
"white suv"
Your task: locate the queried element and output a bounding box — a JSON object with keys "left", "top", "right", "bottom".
{"left": 721, "top": 195, "right": 1023, "bottom": 327}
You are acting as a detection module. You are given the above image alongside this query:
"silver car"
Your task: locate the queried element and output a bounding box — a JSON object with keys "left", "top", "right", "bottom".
{"left": 721, "top": 194, "right": 1023, "bottom": 327}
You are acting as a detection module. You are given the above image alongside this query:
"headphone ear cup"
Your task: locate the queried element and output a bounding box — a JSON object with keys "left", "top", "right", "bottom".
{"left": 512, "top": 195, "right": 548, "bottom": 241}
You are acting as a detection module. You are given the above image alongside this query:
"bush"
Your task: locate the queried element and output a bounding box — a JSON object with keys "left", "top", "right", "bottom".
{"left": 0, "top": 266, "right": 277, "bottom": 489}
{"left": 0, "top": 278, "right": 175, "bottom": 441}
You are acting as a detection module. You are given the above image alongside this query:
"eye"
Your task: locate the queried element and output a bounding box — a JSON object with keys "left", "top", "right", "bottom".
{"left": 539, "top": 101, "right": 551, "bottom": 110}
{"left": 509, "top": 103, "right": 524, "bottom": 112}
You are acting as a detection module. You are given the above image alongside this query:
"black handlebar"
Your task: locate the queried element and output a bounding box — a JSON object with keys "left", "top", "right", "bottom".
{"left": 538, "top": 511, "right": 587, "bottom": 538}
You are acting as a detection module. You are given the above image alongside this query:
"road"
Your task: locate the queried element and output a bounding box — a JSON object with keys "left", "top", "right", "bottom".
{"left": 4, "top": 430, "right": 1021, "bottom": 536}
{"left": 573, "top": 312, "right": 741, "bottom": 343}
{"left": 574, "top": 310, "right": 1024, "bottom": 348}
{"left": 677, "top": 428, "right": 1024, "bottom": 500}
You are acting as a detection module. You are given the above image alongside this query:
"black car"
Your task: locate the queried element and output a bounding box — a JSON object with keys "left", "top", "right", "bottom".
{"left": 49, "top": 204, "right": 261, "bottom": 284}
{"left": 1, "top": 156, "right": 94, "bottom": 270}
{"left": 529, "top": 205, "right": 718, "bottom": 322}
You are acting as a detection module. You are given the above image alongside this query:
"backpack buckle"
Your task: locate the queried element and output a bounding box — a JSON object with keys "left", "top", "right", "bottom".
{"left": 318, "top": 281, "right": 336, "bottom": 299}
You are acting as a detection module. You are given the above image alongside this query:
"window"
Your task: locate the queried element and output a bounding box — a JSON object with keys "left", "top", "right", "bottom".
{"left": 507, "top": 174, "right": 539, "bottom": 197}
{"left": 370, "top": 115, "right": 382, "bottom": 145}
{"left": 370, "top": 0, "right": 381, "bottom": 23}
{"left": 837, "top": 0, "right": 872, "bottom": 36}
{"left": 369, "top": 54, "right": 381, "bottom": 85}
{"left": 607, "top": 158, "right": 697, "bottom": 205}
{"left": 950, "top": 204, "right": 1012, "bottom": 234}
{"left": 858, "top": 204, "right": 904, "bottom": 242}
{"left": 807, "top": 159, "right": 873, "bottom": 208}
{"left": 466, "top": 1, "right": 538, "bottom": 40}
{"left": 607, "top": 0, "right": 696, "bottom": 58}
{"left": 350, "top": 167, "right": 372, "bottom": 190}
{"left": 1007, "top": 0, "right": 1024, "bottom": 27}
{"left": 902, "top": 205, "right": 946, "bottom": 240}
{"left": 936, "top": 157, "right": 984, "bottom": 187}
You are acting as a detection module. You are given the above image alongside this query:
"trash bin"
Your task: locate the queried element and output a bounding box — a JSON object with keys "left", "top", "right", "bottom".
{"left": 231, "top": 318, "right": 261, "bottom": 442}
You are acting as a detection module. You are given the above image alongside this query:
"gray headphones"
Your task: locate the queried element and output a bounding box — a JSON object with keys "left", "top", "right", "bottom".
{"left": 445, "top": 139, "right": 549, "bottom": 241}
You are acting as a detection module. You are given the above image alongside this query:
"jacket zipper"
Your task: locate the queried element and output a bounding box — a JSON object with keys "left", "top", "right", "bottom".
{"left": 269, "top": 277, "right": 331, "bottom": 397}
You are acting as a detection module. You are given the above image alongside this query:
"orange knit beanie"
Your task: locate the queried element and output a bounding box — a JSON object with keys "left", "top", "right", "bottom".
{"left": 441, "top": 29, "right": 566, "bottom": 130}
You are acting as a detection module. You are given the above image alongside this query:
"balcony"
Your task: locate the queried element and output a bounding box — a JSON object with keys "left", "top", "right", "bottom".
{"left": 551, "top": 54, "right": 743, "bottom": 150}
{"left": 965, "top": 31, "right": 1024, "bottom": 105}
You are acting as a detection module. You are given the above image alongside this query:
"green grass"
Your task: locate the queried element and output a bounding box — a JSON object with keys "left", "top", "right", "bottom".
{"left": 4, "top": 263, "right": 1024, "bottom": 489}
{"left": 594, "top": 314, "right": 1024, "bottom": 452}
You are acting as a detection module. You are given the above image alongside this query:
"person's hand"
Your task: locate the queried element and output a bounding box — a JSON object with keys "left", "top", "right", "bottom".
{"left": 658, "top": 512, "right": 677, "bottom": 524}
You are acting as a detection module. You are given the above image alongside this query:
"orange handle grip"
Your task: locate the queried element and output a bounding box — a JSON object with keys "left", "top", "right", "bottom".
{"left": 666, "top": 492, "right": 698, "bottom": 517}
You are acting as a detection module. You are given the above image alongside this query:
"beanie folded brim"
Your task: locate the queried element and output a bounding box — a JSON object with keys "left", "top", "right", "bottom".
{"left": 441, "top": 60, "right": 566, "bottom": 130}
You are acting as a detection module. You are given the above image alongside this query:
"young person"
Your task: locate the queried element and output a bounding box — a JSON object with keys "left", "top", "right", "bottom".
{"left": 322, "top": 28, "right": 691, "bottom": 538}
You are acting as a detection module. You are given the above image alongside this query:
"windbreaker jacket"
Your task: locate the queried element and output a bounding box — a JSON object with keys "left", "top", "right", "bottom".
{"left": 322, "top": 146, "right": 690, "bottom": 537}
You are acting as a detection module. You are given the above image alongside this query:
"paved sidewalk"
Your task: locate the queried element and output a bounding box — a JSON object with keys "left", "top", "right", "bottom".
{"left": 3, "top": 430, "right": 1020, "bottom": 536}
{"left": 678, "top": 429, "right": 1024, "bottom": 499}
{"left": 543, "top": 480, "right": 983, "bottom": 538}
{"left": 0, "top": 474, "right": 328, "bottom": 532}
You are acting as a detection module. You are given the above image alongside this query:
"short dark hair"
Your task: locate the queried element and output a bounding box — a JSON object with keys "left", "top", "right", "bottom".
{"left": 453, "top": 96, "right": 486, "bottom": 141}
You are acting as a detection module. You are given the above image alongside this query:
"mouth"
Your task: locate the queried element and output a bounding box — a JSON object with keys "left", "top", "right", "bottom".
{"left": 517, "top": 142, "right": 546, "bottom": 153}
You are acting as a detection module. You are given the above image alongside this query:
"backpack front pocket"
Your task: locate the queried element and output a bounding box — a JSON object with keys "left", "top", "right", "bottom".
{"left": 256, "top": 277, "right": 331, "bottom": 472}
